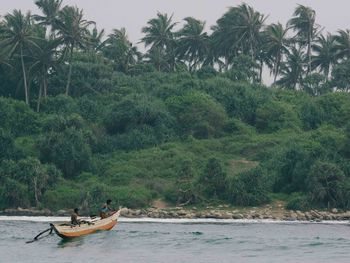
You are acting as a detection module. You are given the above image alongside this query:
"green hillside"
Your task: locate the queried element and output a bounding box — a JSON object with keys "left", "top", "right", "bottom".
{"left": 1, "top": 1, "right": 350, "bottom": 212}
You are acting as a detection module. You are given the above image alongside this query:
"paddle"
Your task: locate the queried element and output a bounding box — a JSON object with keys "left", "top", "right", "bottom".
{"left": 26, "top": 227, "right": 53, "bottom": 244}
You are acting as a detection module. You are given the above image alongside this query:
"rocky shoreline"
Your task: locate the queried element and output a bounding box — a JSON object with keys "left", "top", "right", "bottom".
{"left": 1, "top": 205, "right": 350, "bottom": 221}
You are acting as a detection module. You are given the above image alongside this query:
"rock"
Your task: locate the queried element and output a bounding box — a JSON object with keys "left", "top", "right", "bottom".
{"left": 120, "top": 208, "right": 129, "bottom": 216}
{"left": 232, "top": 214, "right": 244, "bottom": 219}
{"left": 331, "top": 208, "right": 338, "bottom": 214}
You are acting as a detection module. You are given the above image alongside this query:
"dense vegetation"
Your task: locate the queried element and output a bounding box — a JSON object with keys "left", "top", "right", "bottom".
{"left": 1, "top": 0, "right": 350, "bottom": 213}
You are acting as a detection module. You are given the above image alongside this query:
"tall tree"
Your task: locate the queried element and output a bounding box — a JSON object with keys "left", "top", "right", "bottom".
{"left": 30, "top": 26, "right": 60, "bottom": 111}
{"left": 277, "top": 47, "right": 305, "bottom": 90}
{"left": 86, "top": 27, "right": 105, "bottom": 53}
{"left": 176, "top": 17, "right": 208, "bottom": 72}
{"left": 262, "top": 23, "right": 290, "bottom": 84}
{"left": 0, "top": 10, "right": 37, "bottom": 104}
{"left": 211, "top": 4, "right": 266, "bottom": 70}
{"left": 103, "top": 28, "right": 141, "bottom": 73}
{"left": 288, "top": 5, "right": 319, "bottom": 74}
{"left": 141, "top": 12, "right": 177, "bottom": 71}
{"left": 312, "top": 33, "right": 337, "bottom": 79}
{"left": 334, "top": 29, "right": 350, "bottom": 61}
{"left": 34, "top": 0, "right": 62, "bottom": 36}
{"left": 56, "top": 6, "right": 94, "bottom": 95}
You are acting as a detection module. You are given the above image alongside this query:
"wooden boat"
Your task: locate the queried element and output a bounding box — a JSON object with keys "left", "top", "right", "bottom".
{"left": 50, "top": 210, "right": 120, "bottom": 239}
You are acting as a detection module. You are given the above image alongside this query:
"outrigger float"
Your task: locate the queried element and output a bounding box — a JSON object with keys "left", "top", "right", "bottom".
{"left": 27, "top": 210, "right": 121, "bottom": 243}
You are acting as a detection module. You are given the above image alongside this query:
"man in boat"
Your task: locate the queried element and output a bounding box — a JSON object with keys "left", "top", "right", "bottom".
{"left": 100, "top": 199, "right": 113, "bottom": 219}
{"left": 71, "top": 208, "right": 80, "bottom": 225}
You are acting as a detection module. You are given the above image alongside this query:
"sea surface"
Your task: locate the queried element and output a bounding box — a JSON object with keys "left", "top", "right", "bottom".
{"left": 0, "top": 217, "right": 349, "bottom": 263}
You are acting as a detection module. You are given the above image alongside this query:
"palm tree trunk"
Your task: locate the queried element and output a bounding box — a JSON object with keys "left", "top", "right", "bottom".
{"left": 20, "top": 46, "right": 29, "bottom": 104}
{"left": 307, "top": 29, "right": 312, "bottom": 74}
{"left": 273, "top": 52, "right": 281, "bottom": 85}
{"left": 65, "top": 45, "right": 74, "bottom": 96}
{"left": 37, "top": 83, "right": 42, "bottom": 112}
{"left": 43, "top": 67, "right": 48, "bottom": 98}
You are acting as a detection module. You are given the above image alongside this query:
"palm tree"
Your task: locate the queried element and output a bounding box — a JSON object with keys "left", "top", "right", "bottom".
{"left": 277, "top": 47, "right": 305, "bottom": 90}
{"left": 176, "top": 17, "right": 209, "bottom": 72}
{"left": 86, "top": 27, "right": 105, "bottom": 53}
{"left": 312, "top": 33, "right": 337, "bottom": 79}
{"left": 236, "top": 4, "right": 267, "bottom": 60}
{"left": 56, "top": 6, "right": 94, "bottom": 95}
{"left": 334, "top": 29, "right": 350, "bottom": 61}
{"left": 34, "top": 0, "right": 62, "bottom": 36}
{"left": 262, "top": 23, "right": 290, "bottom": 84}
{"left": 29, "top": 26, "right": 60, "bottom": 111}
{"left": 141, "top": 12, "right": 177, "bottom": 71}
{"left": 0, "top": 10, "right": 37, "bottom": 104}
{"left": 103, "top": 28, "right": 141, "bottom": 72}
{"left": 211, "top": 4, "right": 266, "bottom": 70}
{"left": 288, "top": 5, "right": 319, "bottom": 74}
{"left": 141, "top": 12, "right": 177, "bottom": 50}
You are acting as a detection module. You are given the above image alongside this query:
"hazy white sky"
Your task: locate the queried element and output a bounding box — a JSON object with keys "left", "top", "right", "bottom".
{"left": 1, "top": 0, "right": 349, "bottom": 46}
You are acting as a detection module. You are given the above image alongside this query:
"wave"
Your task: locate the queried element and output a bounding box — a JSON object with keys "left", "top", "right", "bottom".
{"left": 0, "top": 216, "right": 349, "bottom": 225}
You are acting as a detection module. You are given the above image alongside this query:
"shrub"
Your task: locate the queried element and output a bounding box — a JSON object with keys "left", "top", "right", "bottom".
{"left": 40, "top": 95, "right": 78, "bottom": 115}
{"left": 285, "top": 193, "right": 310, "bottom": 211}
{"left": 271, "top": 141, "right": 324, "bottom": 193}
{"left": 198, "top": 158, "right": 227, "bottom": 199}
{"left": 38, "top": 128, "right": 92, "bottom": 178}
{"left": 166, "top": 91, "right": 228, "bottom": 139}
{"left": 0, "top": 98, "right": 39, "bottom": 136}
{"left": 104, "top": 95, "right": 175, "bottom": 149}
{"left": 228, "top": 167, "right": 270, "bottom": 206}
{"left": 255, "top": 100, "right": 301, "bottom": 133}
{"left": 42, "top": 185, "right": 83, "bottom": 211}
{"left": 306, "top": 161, "right": 345, "bottom": 208}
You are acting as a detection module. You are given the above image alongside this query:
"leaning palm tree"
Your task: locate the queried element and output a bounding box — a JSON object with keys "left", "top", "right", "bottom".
{"left": 29, "top": 26, "right": 60, "bottom": 111}
{"left": 103, "top": 28, "right": 141, "bottom": 73}
{"left": 86, "top": 27, "right": 105, "bottom": 53}
{"left": 141, "top": 12, "right": 177, "bottom": 50}
{"left": 211, "top": 4, "right": 266, "bottom": 70}
{"left": 56, "top": 6, "right": 94, "bottom": 95}
{"left": 141, "top": 12, "right": 177, "bottom": 70}
{"left": 0, "top": 10, "right": 37, "bottom": 104}
{"left": 34, "top": 0, "right": 63, "bottom": 36}
{"left": 176, "top": 17, "right": 209, "bottom": 72}
{"left": 312, "top": 33, "right": 337, "bottom": 79}
{"left": 262, "top": 23, "right": 290, "bottom": 84}
{"left": 334, "top": 29, "right": 350, "bottom": 61}
{"left": 288, "top": 4, "right": 319, "bottom": 74}
{"left": 277, "top": 47, "right": 306, "bottom": 90}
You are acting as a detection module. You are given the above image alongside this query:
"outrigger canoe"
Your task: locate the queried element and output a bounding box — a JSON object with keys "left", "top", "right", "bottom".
{"left": 50, "top": 210, "right": 120, "bottom": 239}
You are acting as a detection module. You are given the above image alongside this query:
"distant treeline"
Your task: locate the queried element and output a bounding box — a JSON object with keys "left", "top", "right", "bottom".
{"left": 0, "top": 1, "right": 349, "bottom": 212}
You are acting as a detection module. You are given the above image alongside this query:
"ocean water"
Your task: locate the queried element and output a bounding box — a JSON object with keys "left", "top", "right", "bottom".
{"left": 0, "top": 217, "right": 349, "bottom": 263}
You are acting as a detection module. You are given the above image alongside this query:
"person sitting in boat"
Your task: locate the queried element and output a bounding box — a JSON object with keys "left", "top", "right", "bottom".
{"left": 71, "top": 208, "right": 80, "bottom": 225}
{"left": 100, "top": 199, "right": 112, "bottom": 219}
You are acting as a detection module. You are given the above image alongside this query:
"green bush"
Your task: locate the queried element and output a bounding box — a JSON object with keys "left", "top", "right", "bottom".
{"left": 166, "top": 91, "right": 228, "bottom": 139}
{"left": 285, "top": 193, "right": 310, "bottom": 211}
{"left": 38, "top": 128, "right": 92, "bottom": 178}
{"left": 42, "top": 185, "right": 83, "bottom": 211}
{"left": 107, "top": 186, "right": 152, "bottom": 208}
{"left": 271, "top": 141, "right": 324, "bottom": 193}
{"left": 255, "top": 100, "right": 301, "bottom": 133}
{"left": 0, "top": 98, "right": 39, "bottom": 136}
{"left": 198, "top": 158, "right": 227, "bottom": 199}
{"left": 40, "top": 95, "right": 78, "bottom": 115}
{"left": 306, "top": 161, "right": 345, "bottom": 208}
{"left": 228, "top": 167, "right": 270, "bottom": 206}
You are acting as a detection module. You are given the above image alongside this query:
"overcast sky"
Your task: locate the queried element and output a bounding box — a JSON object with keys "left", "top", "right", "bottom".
{"left": 1, "top": 0, "right": 349, "bottom": 46}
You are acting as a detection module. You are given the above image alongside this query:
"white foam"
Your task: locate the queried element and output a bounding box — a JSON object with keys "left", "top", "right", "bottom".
{"left": 0, "top": 216, "right": 349, "bottom": 225}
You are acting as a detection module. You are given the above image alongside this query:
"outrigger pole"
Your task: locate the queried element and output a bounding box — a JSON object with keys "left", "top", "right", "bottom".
{"left": 26, "top": 226, "right": 53, "bottom": 243}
